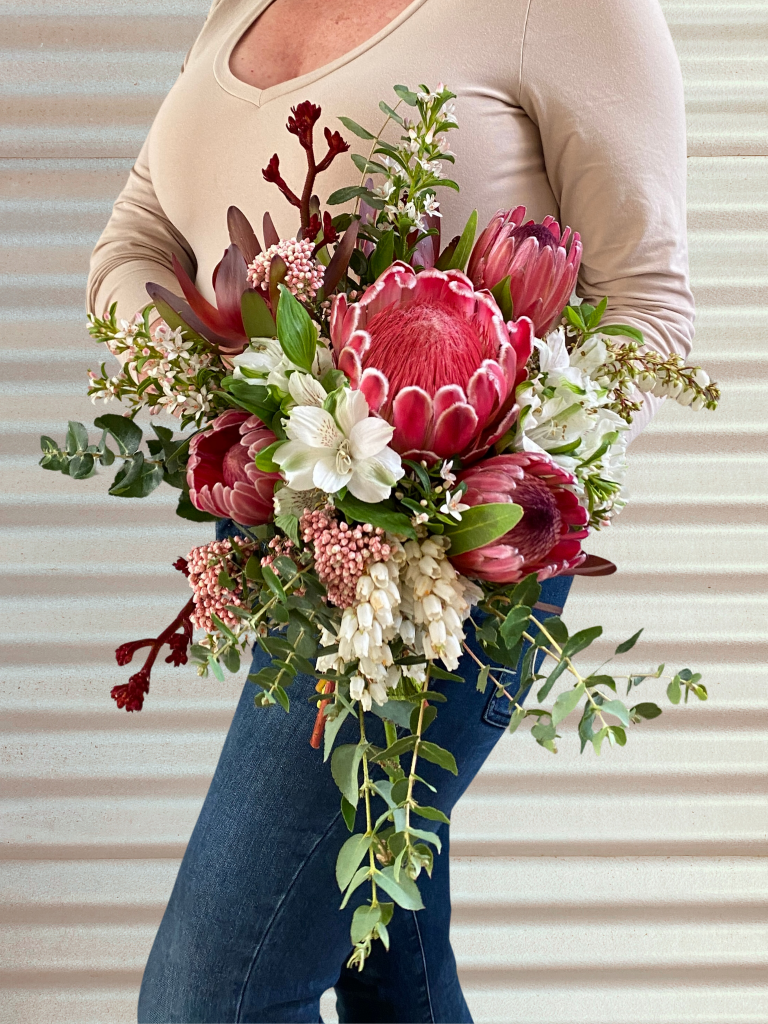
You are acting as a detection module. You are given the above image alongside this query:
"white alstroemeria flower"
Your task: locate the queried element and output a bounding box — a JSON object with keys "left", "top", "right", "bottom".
{"left": 231, "top": 337, "right": 283, "bottom": 378}
{"left": 287, "top": 372, "right": 326, "bottom": 408}
{"left": 274, "top": 388, "right": 404, "bottom": 502}
{"left": 231, "top": 332, "right": 333, "bottom": 394}
{"left": 272, "top": 484, "right": 323, "bottom": 518}
{"left": 439, "top": 489, "right": 470, "bottom": 521}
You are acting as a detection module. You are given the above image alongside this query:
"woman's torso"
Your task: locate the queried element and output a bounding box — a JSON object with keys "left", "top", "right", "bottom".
{"left": 149, "top": 0, "right": 554, "bottom": 301}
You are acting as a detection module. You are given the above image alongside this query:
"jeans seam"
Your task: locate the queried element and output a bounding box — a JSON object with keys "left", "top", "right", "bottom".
{"left": 234, "top": 809, "right": 344, "bottom": 1022}
{"left": 410, "top": 909, "right": 436, "bottom": 1023}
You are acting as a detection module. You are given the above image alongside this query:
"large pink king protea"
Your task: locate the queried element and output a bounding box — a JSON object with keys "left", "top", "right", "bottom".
{"left": 467, "top": 207, "right": 582, "bottom": 338}
{"left": 187, "top": 410, "right": 280, "bottom": 526}
{"left": 450, "top": 453, "right": 589, "bottom": 583}
{"left": 330, "top": 262, "right": 533, "bottom": 463}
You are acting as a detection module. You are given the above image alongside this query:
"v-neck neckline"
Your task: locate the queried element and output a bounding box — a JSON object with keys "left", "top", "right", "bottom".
{"left": 214, "top": 0, "right": 430, "bottom": 109}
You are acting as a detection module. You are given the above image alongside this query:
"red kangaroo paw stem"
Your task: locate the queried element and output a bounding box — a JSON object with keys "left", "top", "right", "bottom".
{"left": 310, "top": 680, "right": 335, "bottom": 749}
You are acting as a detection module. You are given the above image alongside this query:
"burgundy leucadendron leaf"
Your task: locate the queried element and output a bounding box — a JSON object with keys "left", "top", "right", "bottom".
{"left": 213, "top": 245, "right": 248, "bottom": 336}
{"left": 227, "top": 206, "right": 261, "bottom": 265}
{"left": 263, "top": 212, "right": 280, "bottom": 249}
{"left": 323, "top": 219, "right": 360, "bottom": 296}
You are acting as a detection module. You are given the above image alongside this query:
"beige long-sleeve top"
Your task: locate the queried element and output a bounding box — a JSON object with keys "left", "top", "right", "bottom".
{"left": 87, "top": 0, "right": 695, "bottom": 437}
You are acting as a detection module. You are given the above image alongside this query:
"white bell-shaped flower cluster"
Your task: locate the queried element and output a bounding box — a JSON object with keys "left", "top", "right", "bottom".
{"left": 399, "top": 536, "right": 482, "bottom": 672}
{"left": 316, "top": 547, "right": 406, "bottom": 712}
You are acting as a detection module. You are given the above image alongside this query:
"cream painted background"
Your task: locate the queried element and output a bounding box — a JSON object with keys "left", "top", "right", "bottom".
{"left": 1, "top": 1, "right": 767, "bottom": 1021}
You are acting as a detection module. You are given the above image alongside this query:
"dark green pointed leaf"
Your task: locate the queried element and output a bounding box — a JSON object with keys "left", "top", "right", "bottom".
{"left": 341, "top": 795, "right": 357, "bottom": 832}
{"left": 338, "top": 116, "right": 375, "bottom": 140}
{"left": 336, "top": 493, "right": 416, "bottom": 539}
{"left": 615, "top": 629, "right": 643, "bottom": 655}
{"left": 276, "top": 284, "right": 316, "bottom": 371}
{"left": 370, "top": 229, "right": 395, "bottom": 280}
{"left": 443, "top": 209, "right": 477, "bottom": 272}
{"left": 631, "top": 702, "right": 662, "bottom": 721}
{"left": 444, "top": 502, "right": 523, "bottom": 556}
{"left": 417, "top": 741, "right": 457, "bottom": 774}
{"left": 412, "top": 804, "right": 450, "bottom": 825}
{"left": 490, "top": 276, "right": 514, "bottom": 321}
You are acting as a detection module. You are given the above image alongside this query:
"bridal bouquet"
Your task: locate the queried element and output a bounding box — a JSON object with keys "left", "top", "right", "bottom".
{"left": 41, "top": 84, "right": 719, "bottom": 966}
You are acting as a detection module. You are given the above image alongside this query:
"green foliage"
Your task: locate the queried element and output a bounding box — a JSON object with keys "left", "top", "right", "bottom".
{"left": 275, "top": 284, "right": 317, "bottom": 371}
{"left": 444, "top": 502, "right": 523, "bottom": 556}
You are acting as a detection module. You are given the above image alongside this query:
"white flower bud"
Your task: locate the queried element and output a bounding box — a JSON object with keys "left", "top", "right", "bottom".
{"left": 691, "top": 395, "right": 705, "bottom": 411}
{"left": 429, "top": 619, "right": 447, "bottom": 646}
{"left": 693, "top": 367, "right": 710, "bottom": 388}
{"left": 356, "top": 575, "right": 375, "bottom": 600}
{"left": 357, "top": 602, "right": 374, "bottom": 630}
{"left": 353, "top": 631, "right": 370, "bottom": 659}
{"left": 651, "top": 380, "right": 668, "bottom": 398}
{"left": 666, "top": 380, "right": 683, "bottom": 400}
{"left": 422, "top": 594, "right": 443, "bottom": 621}
{"left": 677, "top": 387, "right": 695, "bottom": 407}
{"left": 369, "top": 562, "right": 390, "bottom": 587}
{"left": 418, "top": 555, "right": 441, "bottom": 578}
{"left": 400, "top": 618, "right": 416, "bottom": 645}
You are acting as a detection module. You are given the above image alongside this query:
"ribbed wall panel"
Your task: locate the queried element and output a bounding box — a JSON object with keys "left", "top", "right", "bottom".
{"left": 1, "top": 1, "right": 766, "bottom": 1022}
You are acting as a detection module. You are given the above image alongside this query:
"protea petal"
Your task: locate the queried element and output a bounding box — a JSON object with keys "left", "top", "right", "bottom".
{"left": 359, "top": 368, "right": 389, "bottom": 413}
{"left": 433, "top": 384, "right": 467, "bottom": 419}
{"left": 392, "top": 387, "right": 433, "bottom": 452}
{"left": 338, "top": 346, "right": 362, "bottom": 387}
{"left": 432, "top": 404, "right": 478, "bottom": 458}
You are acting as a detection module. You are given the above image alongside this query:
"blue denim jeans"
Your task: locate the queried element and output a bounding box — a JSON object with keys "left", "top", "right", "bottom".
{"left": 138, "top": 524, "right": 572, "bottom": 1023}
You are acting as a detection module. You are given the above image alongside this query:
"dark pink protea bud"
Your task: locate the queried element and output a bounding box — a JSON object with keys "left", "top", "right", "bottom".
{"left": 186, "top": 410, "right": 280, "bottom": 526}
{"left": 450, "top": 453, "right": 589, "bottom": 583}
{"left": 467, "top": 207, "right": 582, "bottom": 337}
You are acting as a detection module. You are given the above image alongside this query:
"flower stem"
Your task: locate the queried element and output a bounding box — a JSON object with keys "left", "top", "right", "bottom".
{"left": 358, "top": 702, "right": 378, "bottom": 906}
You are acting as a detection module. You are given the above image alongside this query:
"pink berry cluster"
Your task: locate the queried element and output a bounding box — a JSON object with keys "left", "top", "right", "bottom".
{"left": 186, "top": 537, "right": 256, "bottom": 633}
{"left": 261, "top": 534, "right": 296, "bottom": 568}
{"left": 300, "top": 508, "right": 392, "bottom": 608}
{"left": 247, "top": 238, "right": 325, "bottom": 302}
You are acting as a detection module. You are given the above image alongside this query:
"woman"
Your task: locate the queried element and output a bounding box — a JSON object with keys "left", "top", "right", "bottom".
{"left": 87, "top": 0, "right": 694, "bottom": 1020}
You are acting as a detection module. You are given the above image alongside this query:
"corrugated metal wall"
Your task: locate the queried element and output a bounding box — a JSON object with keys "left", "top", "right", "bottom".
{"left": 1, "top": 1, "right": 766, "bottom": 1021}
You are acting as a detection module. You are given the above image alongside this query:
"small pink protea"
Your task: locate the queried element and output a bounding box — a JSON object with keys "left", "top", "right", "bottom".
{"left": 329, "top": 262, "right": 533, "bottom": 464}
{"left": 467, "top": 207, "right": 582, "bottom": 337}
{"left": 187, "top": 410, "right": 280, "bottom": 526}
{"left": 450, "top": 453, "right": 589, "bottom": 583}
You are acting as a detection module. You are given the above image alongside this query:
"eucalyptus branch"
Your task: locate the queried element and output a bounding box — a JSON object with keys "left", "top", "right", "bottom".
{"left": 358, "top": 703, "right": 379, "bottom": 907}
{"left": 352, "top": 100, "right": 404, "bottom": 218}
{"left": 403, "top": 665, "right": 431, "bottom": 853}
